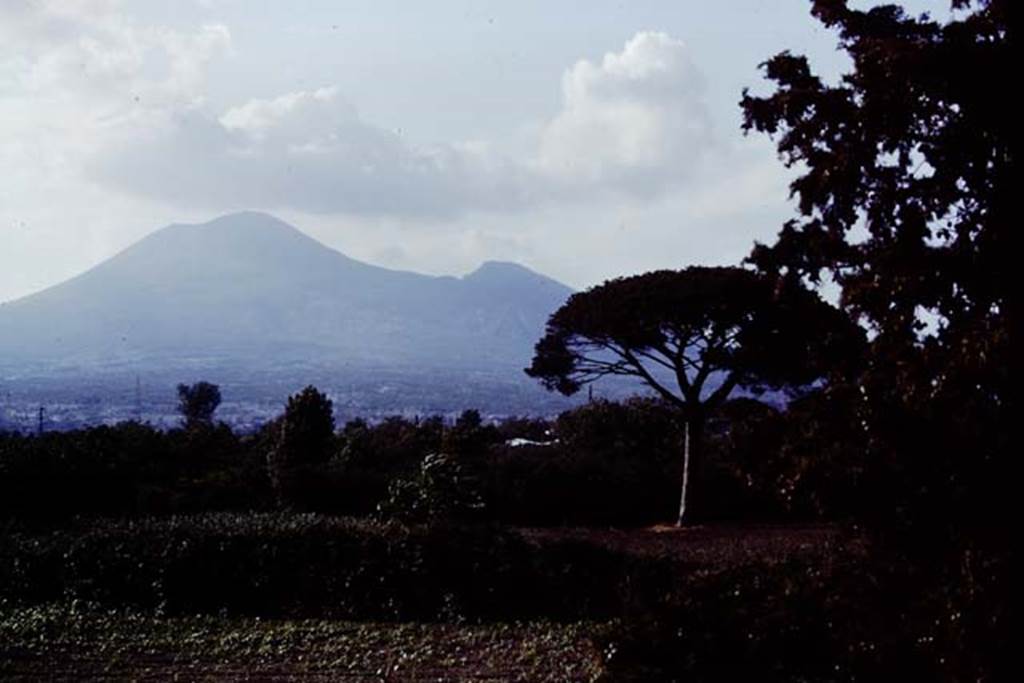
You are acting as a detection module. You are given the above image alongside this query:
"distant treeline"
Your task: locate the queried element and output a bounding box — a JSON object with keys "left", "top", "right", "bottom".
{"left": 0, "top": 385, "right": 863, "bottom": 527}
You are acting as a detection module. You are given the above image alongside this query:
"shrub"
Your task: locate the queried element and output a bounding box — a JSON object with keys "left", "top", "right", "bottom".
{"left": 597, "top": 547, "right": 1007, "bottom": 682}
{"left": 378, "top": 452, "right": 486, "bottom": 524}
{"left": 331, "top": 416, "right": 445, "bottom": 515}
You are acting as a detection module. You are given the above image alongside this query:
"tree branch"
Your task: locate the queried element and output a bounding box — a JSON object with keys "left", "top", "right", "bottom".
{"left": 617, "top": 347, "right": 687, "bottom": 409}
{"left": 705, "top": 372, "right": 739, "bottom": 408}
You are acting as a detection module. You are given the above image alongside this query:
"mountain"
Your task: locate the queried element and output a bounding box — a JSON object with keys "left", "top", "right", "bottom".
{"left": 0, "top": 212, "right": 572, "bottom": 375}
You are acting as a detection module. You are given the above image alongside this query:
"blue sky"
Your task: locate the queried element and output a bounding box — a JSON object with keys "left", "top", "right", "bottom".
{"left": 0, "top": 0, "right": 944, "bottom": 301}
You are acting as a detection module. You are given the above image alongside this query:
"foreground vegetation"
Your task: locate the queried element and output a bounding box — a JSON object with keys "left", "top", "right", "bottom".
{"left": 0, "top": 513, "right": 859, "bottom": 620}
{"left": 0, "top": 345, "right": 1005, "bottom": 680}
{"left": 0, "top": 511, "right": 898, "bottom": 681}
{"left": 0, "top": 604, "right": 603, "bottom": 682}
{"left": 0, "top": 509, "right": 996, "bottom": 680}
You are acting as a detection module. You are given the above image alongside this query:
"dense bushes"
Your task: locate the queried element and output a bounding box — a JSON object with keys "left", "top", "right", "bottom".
{"left": 0, "top": 394, "right": 856, "bottom": 525}
{"left": 0, "top": 422, "right": 270, "bottom": 520}
{"left": 598, "top": 546, "right": 1008, "bottom": 682}
{"left": 598, "top": 560, "right": 904, "bottom": 681}
{"left": 483, "top": 396, "right": 862, "bottom": 526}
{"left": 483, "top": 399, "right": 680, "bottom": 525}
{"left": 331, "top": 416, "right": 445, "bottom": 515}
{"left": 2, "top": 513, "right": 999, "bottom": 677}
{"left": 0, "top": 513, "right": 649, "bottom": 622}
{"left": 303, "top": 397, "right": 816, "bottom": 526}
{"left": 2, "top": 511, "right": 997, "bottom": 678}
{"left": 702, "top": 393, "right": 868, "bottom": 521}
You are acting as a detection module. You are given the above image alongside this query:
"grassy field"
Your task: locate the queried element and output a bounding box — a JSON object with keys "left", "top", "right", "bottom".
{"left": 0, "top": 604, "right": 606, "bottom": 681}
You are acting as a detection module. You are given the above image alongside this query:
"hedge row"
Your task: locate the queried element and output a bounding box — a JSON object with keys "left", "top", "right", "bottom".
{"left": 0, "top": 513, "right": 669, "bottom": 622}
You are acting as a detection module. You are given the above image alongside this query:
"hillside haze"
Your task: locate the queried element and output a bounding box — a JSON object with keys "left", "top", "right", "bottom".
{"left": 0, "top": 212, "right": 571, "bottom": 375}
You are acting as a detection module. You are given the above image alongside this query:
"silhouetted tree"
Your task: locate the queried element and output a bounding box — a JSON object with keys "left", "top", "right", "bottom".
{"left": 267, "top": 385, "right": 335, "bottom": 505}
{"left": 455, "top": 408, "right": 482, "bottom": 430}
{"left": 741, "top": 0, "right": 1011, "bottom": 528}
{"left": 740, "top": 2, "right": 1011, "bottom": 676}
{"left": 276, "top": 385, "right": 336, "bottom": 466}
{"left": 742, "top": 1, "right": 1012, "bottom": 344}
{"left": 526, "top": 266, "right": 859, "bottom": 524}
{"left": 176, "top": 381, "right": 221, "bottom": 429}
{"left": 741, "top": 0, "right": 1012, "bottom": 532}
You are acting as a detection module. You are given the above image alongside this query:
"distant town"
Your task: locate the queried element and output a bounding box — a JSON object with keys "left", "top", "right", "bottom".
{"left": 0, "top": 364, "right": 594, "bottom": 433}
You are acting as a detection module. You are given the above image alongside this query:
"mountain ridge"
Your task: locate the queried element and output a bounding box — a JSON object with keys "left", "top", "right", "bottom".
{"left": 0, "top": 212, "right": 573, "bottom": 374}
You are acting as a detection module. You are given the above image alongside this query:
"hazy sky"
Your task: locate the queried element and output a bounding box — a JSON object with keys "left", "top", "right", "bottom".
{"left": 1, "top": 0, "right": 945, "bottom": 302}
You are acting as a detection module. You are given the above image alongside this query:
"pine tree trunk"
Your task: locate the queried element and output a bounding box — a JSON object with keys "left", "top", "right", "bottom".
{"left": 676, "top": 415, "right": 704, "bottom": 526}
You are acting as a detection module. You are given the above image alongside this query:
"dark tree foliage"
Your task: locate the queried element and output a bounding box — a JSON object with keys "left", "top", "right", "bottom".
{"left": 741, "top": 0, "right": 1012, "bottom": 533}
{"left": 339, "top": 416, "right": 443, "bottom": 473}
{"left": 333, "top": 416, "right": 445, "bottom": 514}
{"left": 176, "top": 381, "right": 222, "bottom": 429}
{"left": 740, "top": 1, "right": 1012, "bottom": 677}
{"left": 707, "top": 391, "right": 869, "bottom": 520}
{"left": 377, "top": 410, "right": 497, "bottom": 524}
{"left": 0, "top": 422, "right": 267, "bottom": 520}
{"left": 454, "top": 408, "right": 482, "bottom": 431}
{"left": 486, "top": 398, "right": 682, "bottom": 526}
{"left": 526, "top": 266, "right": 860, "bottom": 523}
{"left": 275, "top": 385, "right": 336, "bottom": 466}
{"left": 266, "top": 385, "right": 336, "bottom": 507}
{"left": 742, "top": 1, "right": 1013, "bottom": 343}
{"left": 441, "top": 408, "right": 497, "bottom": 460}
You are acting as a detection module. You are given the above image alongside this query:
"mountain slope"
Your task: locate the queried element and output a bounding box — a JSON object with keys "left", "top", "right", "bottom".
{"left": 0, "top": 212, "right": 572, "bottom": 372}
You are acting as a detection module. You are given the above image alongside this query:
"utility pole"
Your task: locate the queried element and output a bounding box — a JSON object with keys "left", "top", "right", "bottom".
{"left": 37, "top": 405, "right": 45, "bottom": 436}
{"left": 135, "top": 374, "right": 142, "bottom": 422}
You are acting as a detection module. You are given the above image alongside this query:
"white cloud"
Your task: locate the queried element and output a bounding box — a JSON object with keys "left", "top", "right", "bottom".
{"left": 0, "top": 1, "right": 232, "bottom": 301}
{"left": 0, "top": 1, "right": 230, "bottom": 184}
{"left": 537, "top": 31, "right": 712, "bottom": 193}
{"left": 90, "top": 87, "right": 531, "bottom": 218}
{"left": 1, "top": 8, "right": 713, "bottom": 221}
{"left": 0, "top": 2, "right": 229, "bottom": 111}
{"left": 219, "top": 86, "right": 347, "bottom": 139}
{"left": 77, "top": 29, "right": 713, "bottom": 218}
